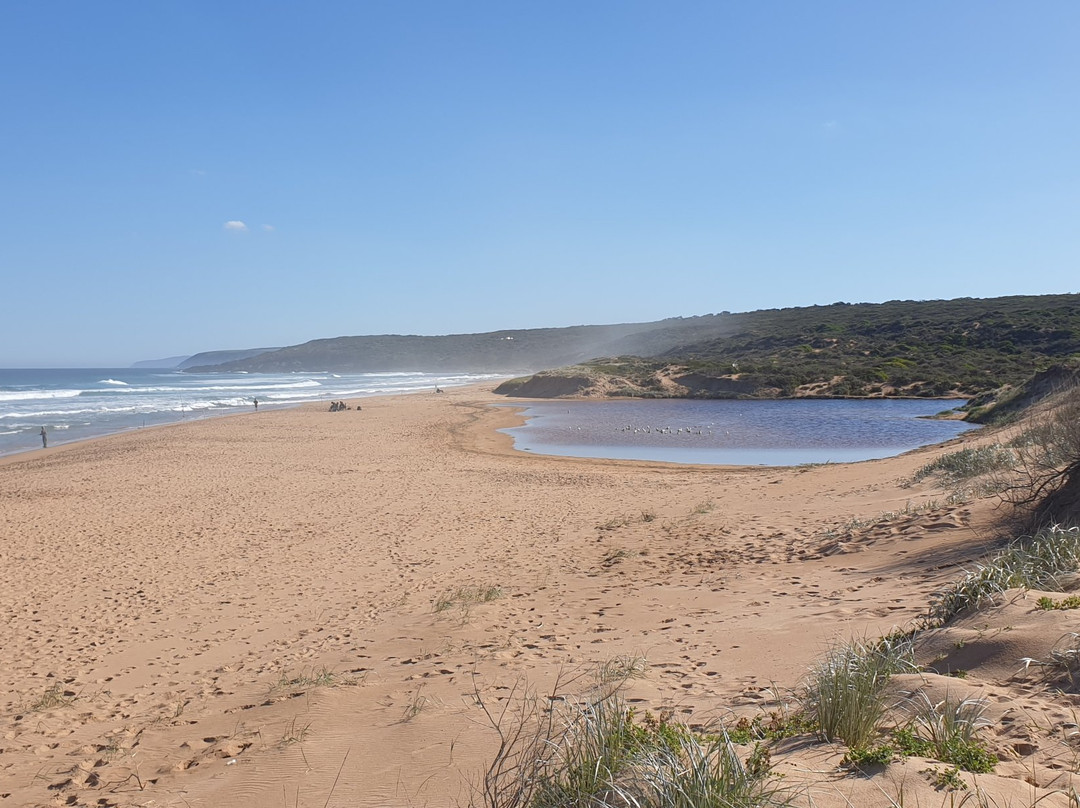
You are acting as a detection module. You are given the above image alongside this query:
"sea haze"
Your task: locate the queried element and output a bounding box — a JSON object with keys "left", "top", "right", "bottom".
{"left": 500, "top": 398, "right": 978, "bottom": 466}
{"left": 0, "top": 368, "right": 505, "bottom": 457}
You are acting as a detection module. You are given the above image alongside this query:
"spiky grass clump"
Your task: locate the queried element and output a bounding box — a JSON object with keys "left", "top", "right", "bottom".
{"left": 633, "top": 735, "right": 795, "bottom": 808}
{"left": 1046, "top": 632, "right": 1080, "bottom": 688}
{"left": 531, "top": 694, "right": 641, "bottom": 807}
{"left": 596, "top": 655, "right": 649, "bottom": 688}
{"left": 475, "top": 676, "right": 795, "bottom": 808}
{"left": 803, "top": 636, "right": 916, "bottom": 750}
{"left": 924, "top": 525, "right": 1080, "bottom": 626}
{"left": 902, "top": 690, "right": 996, "bottom": 773}
{"left": 535, "top": 701, "right": 796, "bottom": 808}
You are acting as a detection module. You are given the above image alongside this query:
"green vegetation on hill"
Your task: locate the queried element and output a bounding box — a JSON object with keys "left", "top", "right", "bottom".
{"left": 187, "top": 293, "right": 1080, "bottom": 400}
{"left": 496, "top": 294, "right": 1080, "bottom": 400}
{"left": 669, "top": 295, "right": 1080, "bottom": 396}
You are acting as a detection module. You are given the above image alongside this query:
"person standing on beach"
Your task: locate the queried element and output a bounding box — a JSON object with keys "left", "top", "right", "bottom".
{"left": 253, "top": 397, "right": 259, "bottom": 410}
{"left": 40, "top": 427, "right": 47, "bottom": 448}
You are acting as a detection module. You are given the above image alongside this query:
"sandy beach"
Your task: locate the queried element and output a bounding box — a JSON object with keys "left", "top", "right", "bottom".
{"left": 2, "top": 385, "right": 1077, "bottom": 807}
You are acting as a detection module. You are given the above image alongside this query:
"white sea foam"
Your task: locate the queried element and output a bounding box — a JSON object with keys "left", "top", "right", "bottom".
{"left": 99, "top": 378, "right": 129, "bottom": 385}
{"left": 112, "top": 380, "right": 322, "bottom": 394}
{"left": 0, "top": 389, "right": 82, "bottom": 401}
{"left": 2, "top": 405, "right": 147, "bottom": 419}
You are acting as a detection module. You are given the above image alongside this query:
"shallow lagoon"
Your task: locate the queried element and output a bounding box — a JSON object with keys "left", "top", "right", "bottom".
{"left": 500, "top": 398, "right": 977, "bottom": 466}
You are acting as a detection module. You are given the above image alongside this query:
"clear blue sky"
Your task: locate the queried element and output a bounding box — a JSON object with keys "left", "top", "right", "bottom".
{"left": 1, "top": 2, "right": 1077, "bottom": 367}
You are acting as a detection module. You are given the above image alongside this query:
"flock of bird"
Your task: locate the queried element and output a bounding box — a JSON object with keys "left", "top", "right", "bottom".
{"left": 564, "top": 423, "right": 721, "bottom": 436}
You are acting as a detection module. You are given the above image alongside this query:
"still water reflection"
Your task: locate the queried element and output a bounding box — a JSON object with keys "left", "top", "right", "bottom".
{"left": 500, "top": 398, "right": 976, "bottom": 466}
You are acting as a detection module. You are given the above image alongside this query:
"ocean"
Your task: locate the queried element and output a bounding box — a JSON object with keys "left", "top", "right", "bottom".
{"left": 0, "top": 368, "right": 507, "bottom": 457}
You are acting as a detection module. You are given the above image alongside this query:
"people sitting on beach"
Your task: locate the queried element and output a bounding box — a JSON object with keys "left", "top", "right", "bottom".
{"left": 329, "top": 400, "right": 352, "bottom": 412}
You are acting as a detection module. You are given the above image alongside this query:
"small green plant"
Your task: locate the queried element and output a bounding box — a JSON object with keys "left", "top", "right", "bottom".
{"left": 532, "top": 694, "right": 640, "bottom": 806}
{"left": 1036, "top": 594, "right": 1080, "bottom": 611}
{"left": 892, "top": 726, "right": 933, "bottom": 757}
{"left": 922, "top": 765, "right": 969, "bottom": 791}
{"left": 472, "top": 671, "right": 797, "bottom": 808}
{"left": 843, "top": 744, "right": 896, "bottom": 769}
{"left": 632, "top": 734, "right": 794, "bottom": 808}
{"left": 691, "top": 499, "right": 715, "bottom": 515}
{"left": 726, "top": 709, "right": 817, "bottom": 744}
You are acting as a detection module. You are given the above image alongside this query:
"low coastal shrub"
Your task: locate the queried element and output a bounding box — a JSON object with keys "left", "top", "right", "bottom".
{"left": 1001, "top": 391, "right": 1080, "bottom": 529}
{"left": 910, "top": 445, "right": 1016, "bottom": 486}
{"left": 922, "top": 765, "right": 969, "bottom": 792}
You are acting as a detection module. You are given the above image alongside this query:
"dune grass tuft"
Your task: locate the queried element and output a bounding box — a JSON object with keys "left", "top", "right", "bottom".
{"left": 802, "top": 635, "right": 915, "bottom": 750}
{"left": 902, "top": 689, "right": 996, "bottom": 774}
{"left": 473, "top": 664, "right": 797, "bottom": 808}
{"left": 29, "top": 682, "right": 77, "bottom": 712}
{"left": 923, "top": 525, "right": 1080, "bottom": 627}
{"left": 433, "top": 584, "right": 504, "bottom": 614}
{"left": 272, "top": 666, "right": 342, "bottom": 693}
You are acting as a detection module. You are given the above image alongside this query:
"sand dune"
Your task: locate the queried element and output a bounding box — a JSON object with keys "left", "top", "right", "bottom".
{"left": 1, "top": 385, "right": 1076, "bottom": 807}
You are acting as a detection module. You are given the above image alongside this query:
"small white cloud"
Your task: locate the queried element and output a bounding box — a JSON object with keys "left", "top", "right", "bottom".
{"left": 223, "top": 220, "right": 248, "bottom": 232}
{"left": 188, "top": 168, "right": 207, "bottom": 176}
{"left": 261, "top": 224, "right": 274, "bottom": 232}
